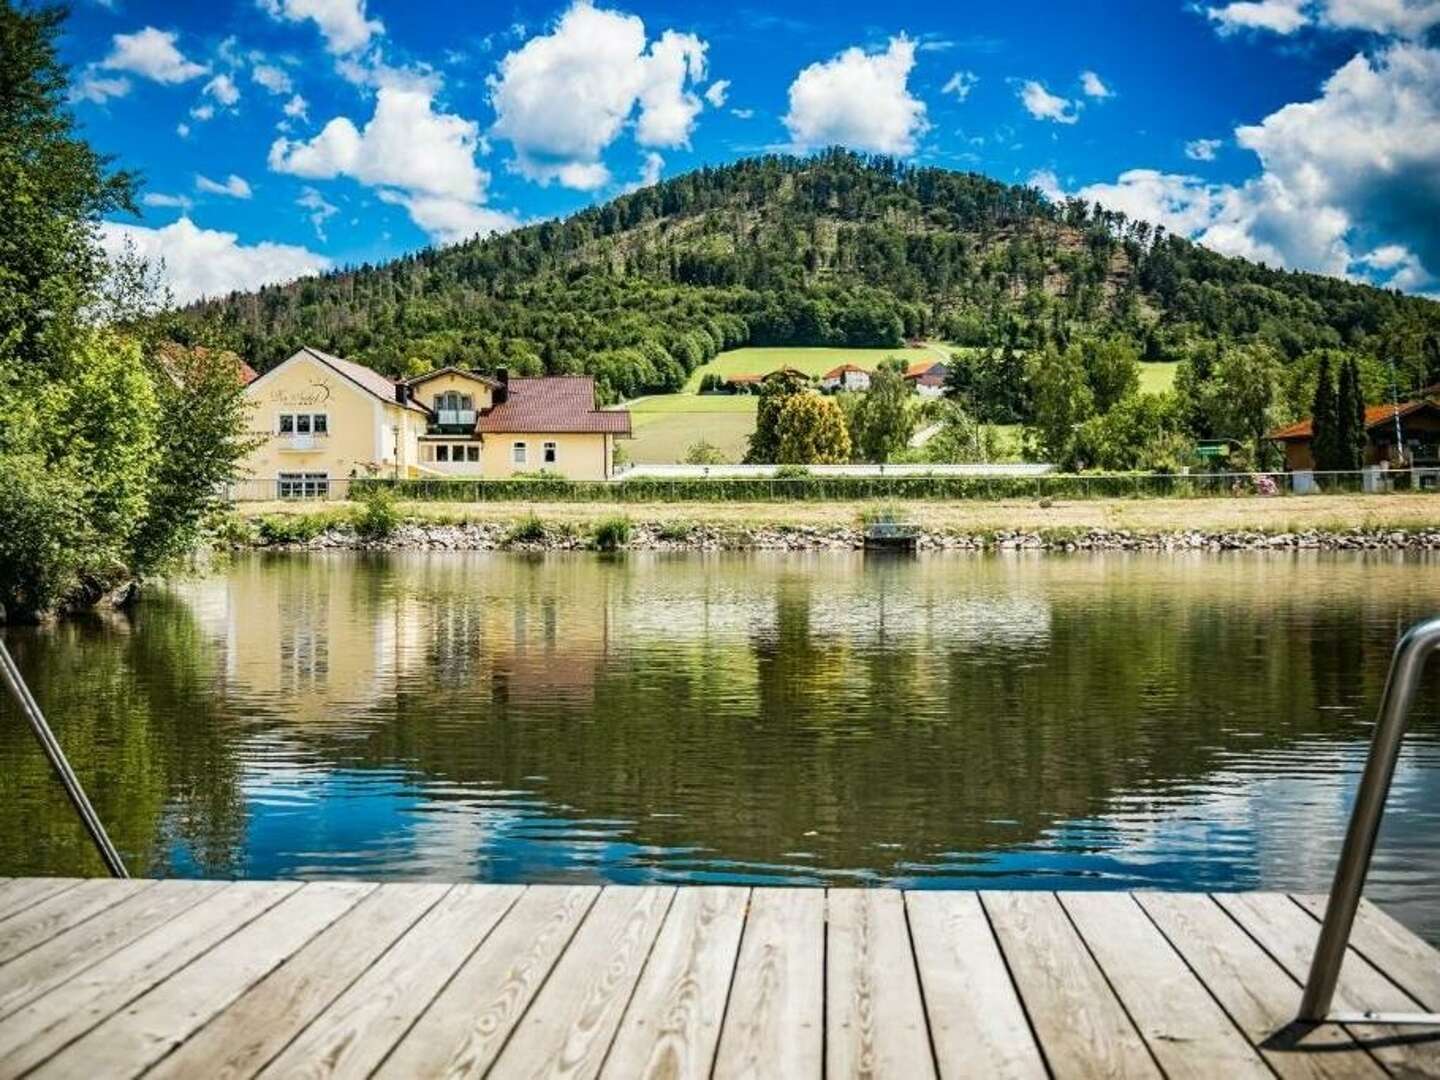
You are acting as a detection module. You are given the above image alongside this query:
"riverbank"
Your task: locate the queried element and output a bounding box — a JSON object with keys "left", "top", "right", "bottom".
{"left": 229, "top": 493, "right": 1440, "bottom": 552}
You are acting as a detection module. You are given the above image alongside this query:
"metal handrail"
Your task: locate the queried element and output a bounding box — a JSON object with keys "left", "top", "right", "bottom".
{"left": 0, "top": 639, "right": 128, "bottom": 878}
{"left": 1297, "top": 616, "right": 1440, "bottom": 1023}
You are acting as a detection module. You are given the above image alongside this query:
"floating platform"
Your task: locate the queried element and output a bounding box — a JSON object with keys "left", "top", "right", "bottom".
{"left": 863, "top": 521, "right": 920, "bottom": 552}
{"left": 0, "top": 878, "right": 1437, "bottom": 1077}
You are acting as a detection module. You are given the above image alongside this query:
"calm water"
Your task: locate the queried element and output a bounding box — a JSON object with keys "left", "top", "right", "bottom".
{"left": 5, "top": 550, "right": 1440, "bottom": 938}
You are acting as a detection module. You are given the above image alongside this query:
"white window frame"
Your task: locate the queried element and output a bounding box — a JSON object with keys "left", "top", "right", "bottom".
{"left": 278, "top": 412, "right": 328, "bottom": 436}
{"left": 277, "top": 472, "right": 330, "bottom": 499}
{"left": 512, "top": 441, "right": 527, "bottom": 465}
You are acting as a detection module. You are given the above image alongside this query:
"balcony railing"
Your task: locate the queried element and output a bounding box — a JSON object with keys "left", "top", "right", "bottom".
{"left": 278, "top": 432, "right": 329, "bottom": 452}
{"left": 435, "top": 409, "right": 477, "bottom": 428}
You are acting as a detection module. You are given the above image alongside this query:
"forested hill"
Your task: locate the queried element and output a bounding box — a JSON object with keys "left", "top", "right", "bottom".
{"left": 186, "top": 150, "right": 1440, "bottom": 401}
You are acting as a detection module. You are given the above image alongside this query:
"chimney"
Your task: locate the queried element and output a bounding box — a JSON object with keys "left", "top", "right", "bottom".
{"left": 394, "top": 380, "right": 409, "bottom": 404}
{"left": 494, "top": 368, "right": 509, "bottom": 404}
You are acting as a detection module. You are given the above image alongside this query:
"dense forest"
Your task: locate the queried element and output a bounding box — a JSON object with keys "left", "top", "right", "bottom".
{"left": 184, "top": 150, "right": 1440, "bottom": 406}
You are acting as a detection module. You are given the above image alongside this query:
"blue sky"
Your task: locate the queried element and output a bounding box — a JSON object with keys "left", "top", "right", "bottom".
{"left": 65, "top": 0, "right": 1440, "bottom": 301}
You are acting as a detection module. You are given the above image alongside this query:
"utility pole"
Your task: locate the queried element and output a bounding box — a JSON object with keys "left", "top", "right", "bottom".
{"left": 1390, "top": 357, "right": 1405, "bottom": 465}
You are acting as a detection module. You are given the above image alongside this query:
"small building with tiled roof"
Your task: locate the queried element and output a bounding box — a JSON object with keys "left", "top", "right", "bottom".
{"left": 241, "top": 348, "right": 631, "bottom": 494}
{"left": 819, "top": 363, "right": 872, "bottom": 392}
{"left": 1268, "top": 399, "right": 1440, "bottom": 471}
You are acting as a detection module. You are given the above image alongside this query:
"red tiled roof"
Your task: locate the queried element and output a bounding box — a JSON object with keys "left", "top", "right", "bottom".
{"left": 822, "top": 363, "right": 870, "bottom": 379}
{"left": 239, "top": 361, "right": 259, "bottom": 385}
{"left": 299, "top": 346, "right": 429, "bottom": 413}
{"left": 1268, "top": 400, "right": 1439, "bottom": 441}
{"left": 904, "top": 359, "right": 945, "bottom": 378}
{"left": 476, "top": 376, "right": 632, "bottom": 435}
{"left": 725, "top": 373, "right": 764, "bottom": 384}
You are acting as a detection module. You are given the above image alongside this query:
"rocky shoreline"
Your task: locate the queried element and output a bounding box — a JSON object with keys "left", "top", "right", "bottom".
{"left": 247, "top": 521, "right": 1440, "bottom": 554}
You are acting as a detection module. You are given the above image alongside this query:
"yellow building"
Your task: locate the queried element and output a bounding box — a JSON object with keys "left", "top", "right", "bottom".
{"left": 241, "top": 347, "right": 631, "bottom": 495}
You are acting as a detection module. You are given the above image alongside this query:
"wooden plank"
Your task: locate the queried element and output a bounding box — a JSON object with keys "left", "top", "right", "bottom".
{"left": 602, "top": 886, "right": 748, "bottom": 1079}
{"left": 147, "top": 882, "right": 451, "bottom": 1080}
{"left": 0, "top": 878, "right": 151, "bottom": 965}
{"left": 31, "top": 882, "right": 372, "bottom": 1080}
{"left": 711, "top": 887, "right": 824, "bottom": 1080}
{"left": 1216, "top": 892, "right": 1440, "bottom": 1078}
{"left": 375, "top": 885, "right": 599, "bottom": 1080}
{"left": 1290, "top": 894, "right": 1440, "bottom": 1009}
{"left": 1059, "top": 892, "right": 1271, "bottom": 1080}
{"left": 0, "top": 882, "right": 300, "bottom": 1078}
{"left": 0, "top": 880, "right": 223, "bottom": 1021}
{"left": 1137, "top": 893, "right": 1384, "bottom": 1080}
{"left": 255, "top": 883, "right": 522, "bottom": 1079}
{"left": 826, "top": 888, "right": 936, "bottom": 1080}
{"left": 0, "top": 879, "right": 83, "bottom": 923}
{"left": 487, "top": 885, "right": 675, "bottom": 1080}
{"left": 905, "top": 891, "right": 1045, "bottom": 1080}
{"left": 983, "top": 891, "right": 1160, "bottom": 1079}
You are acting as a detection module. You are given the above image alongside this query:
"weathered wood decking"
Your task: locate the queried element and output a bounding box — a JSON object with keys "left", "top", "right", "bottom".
{"left": 0, "top": 880, "right": 1437, "bottom": 1078}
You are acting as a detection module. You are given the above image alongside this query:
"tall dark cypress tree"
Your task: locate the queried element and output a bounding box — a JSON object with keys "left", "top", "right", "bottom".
{"left": 1310, "top": 353, "right": 1339, "bottom": 471}
{"left": 1337, "top": 357, "right": 1367, "bottom": 469}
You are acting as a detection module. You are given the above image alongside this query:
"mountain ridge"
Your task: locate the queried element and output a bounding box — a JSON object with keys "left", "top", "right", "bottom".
{"left": 183, "top": 150, "right": 1440, "bottom": 401}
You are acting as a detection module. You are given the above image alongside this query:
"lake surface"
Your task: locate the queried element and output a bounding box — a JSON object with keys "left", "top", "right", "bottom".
{"left": 5, "top": 550, "right": 1440, "bottom": 939}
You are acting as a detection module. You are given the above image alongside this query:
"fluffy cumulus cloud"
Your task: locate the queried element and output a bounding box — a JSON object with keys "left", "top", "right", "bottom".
{"left": 703, "top": 79, "right": 729, "bottom": 108}
{"left": 251, "top": 63, "right": 293, "bottom": 95}
{"left": 1207, "top": 0, "right": 1440, "bottom": 35}
{"left": 259, "top": 0, "right": 383, "bottom": 54}
{"left": 1046, "top": 43, "right": 1440, "bottom": 294}
{"left": 487, "top": 2, "right": 712, "bottom": 190}
{"left": 783, "top": 36, "right": 928, "bottom": 155}
{"left": 98, "top": 218, "right": 329, "bottom": 303}
{"left": 269, "top": 86, "right": 517, "bottom": 242}
{"left": 1018, "top": 80, "right": 1080, "bottom": 123}
{"left": 101, "top": 27, "right": 209, "bottom": 84}
{"left": 202, "top": 73, "right": 241, "bottom": 108}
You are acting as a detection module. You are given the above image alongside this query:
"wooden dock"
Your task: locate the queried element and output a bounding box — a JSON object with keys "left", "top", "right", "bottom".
{"left": 0, "top": 879, "right": 1438, "bottom": 1077}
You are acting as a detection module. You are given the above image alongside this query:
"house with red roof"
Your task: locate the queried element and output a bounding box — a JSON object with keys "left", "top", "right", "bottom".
{"left": 1268, "top": 398, "right": 1440, "bottom": 471}
{"left": 903, "top": 358, "right": 949, "bottom": 398}
{"left": 819, "top": 363, "right": 872, "bottom": 392}
{"left": 241, "top": 347, "right": 631, "bottom": 494}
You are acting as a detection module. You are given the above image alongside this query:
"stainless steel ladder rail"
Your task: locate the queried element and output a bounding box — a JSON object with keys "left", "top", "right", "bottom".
{"left": 1298, "top": 615, "right": 1440, "bottom": 1024}
{"left": 0, "top": 638, "right": 129, "bottom": 878}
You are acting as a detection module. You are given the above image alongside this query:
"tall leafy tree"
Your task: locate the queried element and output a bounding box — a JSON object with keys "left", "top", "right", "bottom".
{"left": 849, "top": 360, "right": 914, "bottom": 462}
{"left": 1335, "top": 356, "right": 1367, "bottom": 469}
{"left": 744, "top": 369, "right": 811, "bottom": 463}
{"left": 774, "top": 393, "right": 851, "bottom": 464}
{"left": 1026, "top": 343, "right": 1094, "bottom": 466}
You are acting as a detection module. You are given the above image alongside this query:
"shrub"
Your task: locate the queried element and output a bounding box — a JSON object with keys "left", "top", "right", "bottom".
{"left": 683, "top": 439, "right": 728, "bottom": 465}
{"left": 209, "top": 513, "right": 258, "bottom": 548}
{"left": 773, "top": 464, "right": 811, "bottom": 479}
{"left": 353, "top": 487, "right": 401, "bottom": 541}
{"left": 256, "top": 513, "right": 334, "bottom": 545}
{"left": 504, "top": 514, "right": 547, "bottom": 545}
{"left": 655, "top": 520, "right": 694, "bottom": 541}
{"left": 859, "top": 502, "right": 905, "bottom": 526}
{"left": 591, "top": 514, "right": 632, "bottom": 551}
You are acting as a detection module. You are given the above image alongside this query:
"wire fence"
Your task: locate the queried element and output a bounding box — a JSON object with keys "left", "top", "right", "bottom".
{"left": 225, "top": 468, "right": 1440, "bottom": 505}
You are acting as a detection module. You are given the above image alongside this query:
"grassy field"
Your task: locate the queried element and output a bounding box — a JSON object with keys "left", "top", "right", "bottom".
{"left": 624, "top": 394, "right": 758, "bottom": 463}
{"left": 240, "top": 494, "right": 1440, "bottom": 535}
{"left": 682, "top": 344, "right": 953, "bottom": 392}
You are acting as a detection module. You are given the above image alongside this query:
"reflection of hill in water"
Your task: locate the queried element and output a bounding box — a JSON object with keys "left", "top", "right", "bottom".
{"left": 2, "top": 551, "right": 1439, "bottom": 881}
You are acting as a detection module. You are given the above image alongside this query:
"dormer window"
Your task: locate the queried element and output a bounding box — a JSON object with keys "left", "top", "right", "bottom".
{"left": 433, "top": 391, "right": 473, "bottom": 412}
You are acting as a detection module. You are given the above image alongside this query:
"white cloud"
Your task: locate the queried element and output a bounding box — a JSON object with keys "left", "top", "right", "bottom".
{"left": 1185, "top": 137, "right": 1224, "bottom": 161}
{"left": 1019, "top": 80, "right": 1080, "bottom": 123}
{"left": 70, "top": 72, "right": 131, "bottom": 104}
{"left": 1080, "top": 70, "right": 1113, "bottom": 99}
{"left": 297, "top": 186, "right": 339, "bottom": 240}
{"left": 252, "top": 63, "right": 294, "bottom": 95}
{"left": 941, "top": 70, "right": 979, "bottom": 101}
{"left": 622, "top": 150, "right": 665, "bottom": 193}
{"left": 190, "top": 103, "right": 215, "bottom": 121}
{"left": 1207, "top": 0, "right": 1311, "bottom": 34}
{"left": 488, "top": 2, "right": 712, "bottom": 190}
{"left": 258, "top": 0, "right": 383, "bottom": 55}
{"left": 704, "top": 79, "right": 729, "bottom": 108}
{"left": 202, "top": 73, "right": 241, "bottom": 107}
{"left": 1206, "top": 0, "right": 1440, "bottom": 35}
{"left": 731, "top": 107, "right": 754, "bottom": 119}
{"left": 283, "top": 94, "right": 309, "bottom": 120}
{"left": 97, "top": 217, "right": 329, "bottom": 303}
{"left": 783, "top": 36, "right": 928, "bottom": 155}
{"left": 269, "top": 85, "right": 510, "bottom": 242}
{"left": 176, "top": 122, "right": 191, "bottom": 138}
{"left": 196, "top": 173, "right": 253, "bottom": 199}
{"left": 101, "top": 27, "right": 208, "bottom": 84}
{"left": 1042, "top": 43, "right": 1440, "bottom": 295}
{"left": 141, "top": 192, "right": 193, "bottom": 210}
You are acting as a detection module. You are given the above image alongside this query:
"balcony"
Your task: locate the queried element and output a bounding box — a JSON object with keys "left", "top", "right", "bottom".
{"left": 278, "top": 432, "right": 329, "bottom": 452}
{"left": 433, "top": 409, "right": 477, "bottom": 432}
